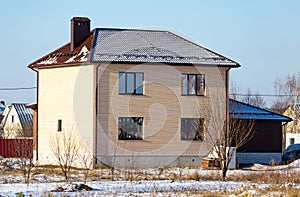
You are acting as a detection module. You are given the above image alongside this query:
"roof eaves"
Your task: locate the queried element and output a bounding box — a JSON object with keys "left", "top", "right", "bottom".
{"left": 166, "top": 31, "right": 241, "bottom": 68}
{"left": 28, "top": 31, "right": 95, "bottom": 69}
{"left": 28, "top": 42, "right": 71, "bottom": 69}
{"left": 229, "top": 99, "right": 293, "bottom": 122}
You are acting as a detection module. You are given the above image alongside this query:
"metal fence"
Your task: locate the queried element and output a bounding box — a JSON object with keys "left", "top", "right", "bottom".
{"left": 0, "top": 139, "right": 33, "bottom": 158}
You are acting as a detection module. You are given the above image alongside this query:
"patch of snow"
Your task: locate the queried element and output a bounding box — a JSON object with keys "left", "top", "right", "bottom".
{"left": 65, "top": 46, "right": 89, "bottom": 63}
{"left": 0, "top": 180, "right": 249, "bottom": 196}
{"left": 37, "top": 56, "right": 58, "bottom": 65}
{"left": 289, "top": 159, "right": 300, "bottom": 167}
{"left": 249, "top": 159, "right": 300, "bottom": 171}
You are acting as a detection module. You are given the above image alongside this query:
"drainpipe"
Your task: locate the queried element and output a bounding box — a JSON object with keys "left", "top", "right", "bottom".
{"left": 31, "top": 67, "right": 38, "bottom": 161}
{"left": 94, "top": 63, "right": 101, "bottom": 168}
{"left": 226, "top": 68, "right": 231, "bottom": 148}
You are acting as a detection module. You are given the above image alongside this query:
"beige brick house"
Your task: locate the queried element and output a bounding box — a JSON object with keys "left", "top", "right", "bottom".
{"left": 28, "top": 17, "right": 240, "bottom": 168}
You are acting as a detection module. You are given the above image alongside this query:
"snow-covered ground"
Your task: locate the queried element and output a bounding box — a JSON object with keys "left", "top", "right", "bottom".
{"left": 0, "top": 180, "right": 256, "bottom": 196}
{"left": 1, "top": 159, "right": 300, "bottom": 196}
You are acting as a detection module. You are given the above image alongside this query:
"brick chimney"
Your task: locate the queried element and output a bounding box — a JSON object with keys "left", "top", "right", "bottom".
{"left": 71, "top": 17, "right": 91, "bottom": 51}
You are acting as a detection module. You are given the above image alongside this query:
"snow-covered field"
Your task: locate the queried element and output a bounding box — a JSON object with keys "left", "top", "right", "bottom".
{"left": 0, "top": 179, "right": 251, "bottom": 196}
{"left": 1, "top": 159, "right": 300, "bottom": 196}
{"left": 0, "top": 179, "right": 270, "bottom": 196}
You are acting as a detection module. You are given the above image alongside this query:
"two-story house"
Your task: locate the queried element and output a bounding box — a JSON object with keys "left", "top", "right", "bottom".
{"left": 28, "top": 17, "right": 240, "bottom": 168}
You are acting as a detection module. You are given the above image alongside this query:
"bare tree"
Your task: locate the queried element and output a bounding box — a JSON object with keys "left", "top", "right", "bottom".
{"left": 230, "top": 85, "right": 266, "bottom": 108}
{"left": 242, "top": 88, "right": 266, "bottom": 108}
{"left": 203, "top": 91, "right": 254, "bottom": 180}
{"left": 50, "top": 130, "right": 80, "bottom": 182}
{"left": 273, "top": 73, "right": 300, "bottom": 113}
{"left": 3, "top": 124, "right": 23, "bottom": 138}
{"left": 15, "top": 138, "right": 34, "bottom": 184}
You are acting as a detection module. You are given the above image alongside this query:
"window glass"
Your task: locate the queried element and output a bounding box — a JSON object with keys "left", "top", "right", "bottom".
{"left": 118, "top": 117, "right": 143, "bottom": 140}
{"left": 181, "top": 75, "right": 188, "bottom": 95}
{"left": 181, "top": 118, "right": 205, "bottom": 141}
{"left": 135, "top": 73, "right": 143, "bottom": 94}
{"left": 197, "top": 74, "right": 205, "bottom": 95}
{"left": 181, "top": 74, "right": 205, "bottom": 96}
{"left": 119, "top": 72, "right": 144, "bottom": 94}
{"left": 119, "top": 72, "right": 126, "bottom": 94}
{"left": 127, "top": 73, "right": 135, "bottom": 94}
{"left": 188, "top": 75, "right": 196, "bottom": 95}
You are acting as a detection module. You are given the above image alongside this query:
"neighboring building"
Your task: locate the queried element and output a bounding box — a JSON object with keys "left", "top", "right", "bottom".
{"left": 283, "top": 104, "right": 300, "bottom": 148}
{"left": 0, "top": 103, "right": 33, "bottom": 138}
{"left": 229, "top": 99, "right": 292, "bottom": 165}
{"left": 28, "top": 17, "right": 240, "bottom": 168}
{"left": 0, "top": 101, "right": 6, "bottom": 137}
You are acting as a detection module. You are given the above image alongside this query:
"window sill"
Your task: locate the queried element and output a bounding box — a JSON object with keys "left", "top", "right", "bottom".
{"left": 181, "top": 139, "right": 204, "bottom": 141}
{"left": 181, "top": 94, "right": 206, "bottom": 97}
{"left": 119, "top": 93, "right": 144, "bottom": 96}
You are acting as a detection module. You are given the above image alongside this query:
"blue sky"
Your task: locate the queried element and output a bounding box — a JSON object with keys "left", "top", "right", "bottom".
{"left": 0, "top": 0, "right": 299, "bottom": 106}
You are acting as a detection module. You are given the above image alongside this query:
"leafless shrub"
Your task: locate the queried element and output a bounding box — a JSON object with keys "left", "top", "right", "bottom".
{"left": 50, "top": 130, "right": 80, "bottom": 182}
{"left": 78, "top": 152, "right": 93, "bottom": 184}
{"left": 14, "top": 139, "right": 34, "bottom": 184}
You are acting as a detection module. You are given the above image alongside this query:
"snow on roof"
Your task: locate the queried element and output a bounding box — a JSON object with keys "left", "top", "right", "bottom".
{"left": 91, "top": 28, "right": 239, "bottom": 66}
{"left": 28, "top": 28, "right": 240, "bottom": 68}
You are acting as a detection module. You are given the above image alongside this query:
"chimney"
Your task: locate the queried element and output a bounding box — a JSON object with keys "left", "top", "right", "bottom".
{"left": 71, "top": 17, "right": 91, "bottom": 51}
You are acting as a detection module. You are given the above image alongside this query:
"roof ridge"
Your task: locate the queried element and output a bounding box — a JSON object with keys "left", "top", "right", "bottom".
{"left": 93, "top": 27, "right": 169, "bottom": 33}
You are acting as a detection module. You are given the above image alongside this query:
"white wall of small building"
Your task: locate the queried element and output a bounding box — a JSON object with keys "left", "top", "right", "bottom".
{"left": 2, "top": 106, "right": 23, "bottom": 138}
{"left": 37, "top": 64, "right": 95, "bottom": 167}
{"left": 286, "top": 133, "right": 300, "bottom": 147}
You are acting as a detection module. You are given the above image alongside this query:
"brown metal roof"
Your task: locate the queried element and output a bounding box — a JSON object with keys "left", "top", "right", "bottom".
{"left": 28, "top": 33, "right": 94, "bottom": 68}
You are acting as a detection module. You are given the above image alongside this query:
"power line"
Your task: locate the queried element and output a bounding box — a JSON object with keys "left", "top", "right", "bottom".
{"left": 230, "top": 93, "right": 298, "bottom": 97}
{"left": 0, "top": 87, "right": 37, "bottom": 91}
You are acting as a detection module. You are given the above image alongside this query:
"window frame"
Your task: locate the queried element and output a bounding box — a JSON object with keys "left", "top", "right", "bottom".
{"left": 119, "top": 72, "right": 144, "bottom": 95}
{"left": 180, "top": 118, "right": 205, "bottom": 141}
{"left": 181, "top": 74, "right": 205, "bottom": 96}
{"left": 118, "top": 117, "right": 143, "bottom": 140}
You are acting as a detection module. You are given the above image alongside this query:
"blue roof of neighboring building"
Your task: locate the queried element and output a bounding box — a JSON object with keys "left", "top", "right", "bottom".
{"left": 229, "top": 99, "right": 292, "bottom": 121}
{"left": 13, "top": 103, "right": 33, "bottom": 132}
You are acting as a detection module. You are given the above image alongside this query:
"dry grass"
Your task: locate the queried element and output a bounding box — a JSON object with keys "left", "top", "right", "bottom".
{"left": 2, "top": 161, "right": 300, "bottom": 196}
{"left": 228, "top": 170, "right": 300, "bottom": 185}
